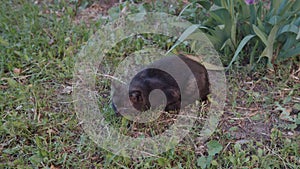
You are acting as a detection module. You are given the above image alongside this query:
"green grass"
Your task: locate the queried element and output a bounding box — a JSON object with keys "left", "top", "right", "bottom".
{"left": 1, "top": 0, "right": 299, "bottom": 168}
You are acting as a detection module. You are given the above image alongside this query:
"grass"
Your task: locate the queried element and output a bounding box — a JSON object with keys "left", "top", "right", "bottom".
{"left": 1, "top": 0, "right": 299, "bottom": 168}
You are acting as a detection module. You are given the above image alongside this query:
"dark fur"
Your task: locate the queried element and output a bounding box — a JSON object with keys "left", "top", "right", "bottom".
{"left": 112, "top": 54, "right": 209, "bottom": 114}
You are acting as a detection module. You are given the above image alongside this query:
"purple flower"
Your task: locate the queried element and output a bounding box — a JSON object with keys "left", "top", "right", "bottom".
{"left": 245, "top": 0, "right": 256, "bottom": 5}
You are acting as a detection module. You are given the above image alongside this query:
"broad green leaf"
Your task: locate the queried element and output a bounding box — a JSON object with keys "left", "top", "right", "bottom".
{"left": 166, "top": 24, "right": 199, "bottom": 54}
{"left": 269, "top": 15, "right": 281, "bottom": 25}
{"left": 258, "top": 24, "right": 279, "bottom": 68}
{"left": 278, "top": 44, "right": 300, "bottom": 60}
{"left": 207, "top": 140, "right": 223, "bottom": 156}
{"left": 226, "top": 34, "right": 255, "bottom": 69}
{"left": 231, "top": 14, "right": 238, "bottom": 46}
{"left": 267, "top": 24, "right": 280, "bottom": 46}
{"left": 198, "top": 0, "right": 213, "bottom": 10}
{"left": 250, "top": 40, "right": 259, "bottom": 66}
{"left": 257, "top": 18, "right": 264, "bottom": 30}
{"left": 249, "top": 3, "right": 256, "bottom": 25}
{"left": 278, "top": 24, "right": 299, "bottom": 35}
{"left": 294, "top": 1, "right": 300, "bottom": 11}
{"left": 271, "top": 0, "right": 283, "bottom": 14}
{"left": 281, "top": 37, "right": 297, "bottom": 51}
{"left": 186, "top": 30, "right": 209, "bottom": 40}
{"left": 277, "top": 0, "right": 294, "bottom": 16}
{"left": 197, "top": 156, "right": 207, "bottom": 169}
{"left": 213, "top": 0, "right": 222, "bottom": 7}
{"left": 253, "top": 25, "right": 268, "bottom": 45}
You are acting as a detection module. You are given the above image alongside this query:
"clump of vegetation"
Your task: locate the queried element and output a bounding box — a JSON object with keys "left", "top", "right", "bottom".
{"left": 177, "top": 0, "right": 300, "bottom": 69}
{"left": 107, "top": 0, "right": 299, "bottom": 69}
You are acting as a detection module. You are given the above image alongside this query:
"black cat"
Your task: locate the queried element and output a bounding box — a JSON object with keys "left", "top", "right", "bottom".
{"left": 112, "top": 54, "right": 210, "bottom": 114}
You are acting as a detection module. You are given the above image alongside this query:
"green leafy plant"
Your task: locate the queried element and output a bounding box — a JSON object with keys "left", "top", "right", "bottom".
{"left": 276, "top": 102, "right": 300, "bottom": 130}
{"left": 197, "top": 140, "right": 223, "bottom": 169}
{"left": 179, "top": 0, "right": 300, "bottom": 69}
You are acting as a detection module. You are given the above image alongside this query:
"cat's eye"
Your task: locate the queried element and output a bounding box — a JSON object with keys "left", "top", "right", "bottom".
{"left": 129, "top": 91, "right": 143, "bottom": 103}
